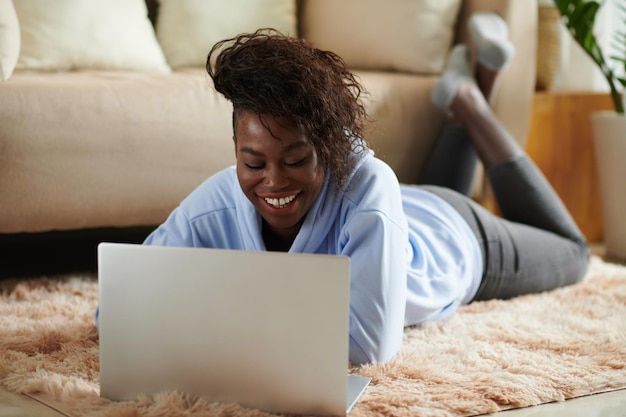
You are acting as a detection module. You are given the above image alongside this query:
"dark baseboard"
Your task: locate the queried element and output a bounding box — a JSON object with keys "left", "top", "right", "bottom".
{"left": 0, "top": 226, "right": 155, "bottom": 278}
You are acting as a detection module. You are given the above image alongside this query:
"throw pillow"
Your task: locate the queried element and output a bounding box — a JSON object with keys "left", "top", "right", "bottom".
{"left": 299, "top": 0, "right": 463, "bottom": 74}
{"left": 155, "top": 0, "right": 297, "bottom": 69}
{"left": 13, "top": 0, "right": 170, "bottom": 73}
{"left": 0, "top": 0, "right": 20, "bottom": 81}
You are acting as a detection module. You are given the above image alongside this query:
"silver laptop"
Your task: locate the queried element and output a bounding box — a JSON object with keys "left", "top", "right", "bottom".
{"left": 97, "top": 242, "right": 370, "bottom": 416}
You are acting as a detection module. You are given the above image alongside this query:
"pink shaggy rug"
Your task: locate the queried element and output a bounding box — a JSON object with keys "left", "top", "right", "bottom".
{"left": 1, "top": 255, "right": 625, "bottom": 417}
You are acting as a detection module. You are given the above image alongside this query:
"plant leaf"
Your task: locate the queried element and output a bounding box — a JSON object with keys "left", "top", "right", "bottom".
{"left": 555, "top": 0, "right": 624, "bottom": 114}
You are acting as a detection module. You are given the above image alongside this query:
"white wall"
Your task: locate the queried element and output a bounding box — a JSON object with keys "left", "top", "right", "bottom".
{"left": 546, "top": 0, "right": 623, "bottom": 93}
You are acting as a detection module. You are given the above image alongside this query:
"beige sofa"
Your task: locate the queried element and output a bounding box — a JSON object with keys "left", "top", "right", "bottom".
{"left": 0, "top": 0, "right": 537, "bottom": 236}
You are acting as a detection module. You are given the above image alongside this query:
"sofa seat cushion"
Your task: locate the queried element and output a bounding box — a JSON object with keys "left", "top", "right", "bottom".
{"left": 0, "top": 69, "right": 233, "bottom": 232}
{"left": 355, "top": 70, "right": 446, "bottom": 183}
{"left": 0, "top": 69, "right": 444, "bottom": 233}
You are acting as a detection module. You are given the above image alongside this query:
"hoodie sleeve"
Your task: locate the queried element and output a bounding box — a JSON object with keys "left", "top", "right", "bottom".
{"left": 339, "top": 159, "right": 409, "bottom": 366}
{"left": 143, "top": 207, "right": 196, "bottom": 247}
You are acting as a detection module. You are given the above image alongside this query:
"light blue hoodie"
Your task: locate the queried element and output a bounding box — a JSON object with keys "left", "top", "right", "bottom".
{"left": 143, "top": 150, "right": 481, "bottom": 365}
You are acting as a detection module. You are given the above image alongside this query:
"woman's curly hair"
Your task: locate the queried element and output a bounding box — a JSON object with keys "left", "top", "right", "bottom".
{"left": 206, "top": 28, "right": 370, "bottom": 189}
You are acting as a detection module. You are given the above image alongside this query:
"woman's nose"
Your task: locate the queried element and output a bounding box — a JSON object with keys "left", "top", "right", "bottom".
{"left": 264, "top": 165, "right": 289, "bottom": 188}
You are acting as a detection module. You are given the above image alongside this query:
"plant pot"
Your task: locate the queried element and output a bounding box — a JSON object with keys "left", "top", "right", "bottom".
{"left": 591, "top": 111, "right": 626, "bottom": 261}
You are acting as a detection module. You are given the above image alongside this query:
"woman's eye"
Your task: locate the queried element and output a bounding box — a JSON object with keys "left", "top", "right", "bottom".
{"left": 245, "top": 163, "right": 263, "bottom": 170}
{"left": 285, "top": 159, "right": 305, "bottom": 167}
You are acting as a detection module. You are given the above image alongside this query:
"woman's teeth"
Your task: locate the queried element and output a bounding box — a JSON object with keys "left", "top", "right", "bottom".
{"left": 264, "top": 195, "right": 296, "bottom": 208}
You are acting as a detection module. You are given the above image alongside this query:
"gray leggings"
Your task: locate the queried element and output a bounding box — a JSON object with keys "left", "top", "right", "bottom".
{"left": 418, "top": 125, "right": 589, "bottom": 301}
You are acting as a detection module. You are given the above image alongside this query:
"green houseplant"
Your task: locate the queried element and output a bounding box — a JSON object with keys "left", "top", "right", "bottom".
{"left": 555, "top": 0, "right": 625, "bottom": 113}
{"left": 555, "top": 0, "right": 626, "bottom": 260}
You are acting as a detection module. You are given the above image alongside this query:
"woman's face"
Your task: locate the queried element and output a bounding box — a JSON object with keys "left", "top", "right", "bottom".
{"left": 235, "top": 111, "right": 325, "bottom": 244}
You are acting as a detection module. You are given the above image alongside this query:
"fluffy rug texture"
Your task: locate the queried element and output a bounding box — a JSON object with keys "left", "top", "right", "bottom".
{"left": 1, "top": 256, "right": 625, "bottom": 417}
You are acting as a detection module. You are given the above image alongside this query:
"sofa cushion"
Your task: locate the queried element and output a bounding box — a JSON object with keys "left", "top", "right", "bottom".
{"left": 0, "top": 0, "right": 20, "bottom": 81}
{"left": 156, "top": 0, "right": 297, "bottom": 69}
{"left": 0, "top": 69, "right": 234, "bottom": 232}
{"left": 299, "top": 0, "right": 462, "bottom": 74}
{"left": 354, "top": 70, "right": 446, "bottom": 183}
{"left": 13, "top": 0, "right": 170, "bottom": 73}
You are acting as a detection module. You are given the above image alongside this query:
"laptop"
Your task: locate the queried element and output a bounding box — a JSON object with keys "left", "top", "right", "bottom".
{"left": 97, "top": 242, "right": 370, "bottom": 416}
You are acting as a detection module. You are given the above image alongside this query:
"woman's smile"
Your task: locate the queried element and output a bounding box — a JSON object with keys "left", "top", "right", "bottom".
{"left": 262, "top": 193, "right": 298, "bottom": 209}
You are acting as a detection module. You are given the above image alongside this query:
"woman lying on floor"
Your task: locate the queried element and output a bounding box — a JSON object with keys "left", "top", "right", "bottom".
{"left": 114, "top": 14, "right": 589, "bottom": 365}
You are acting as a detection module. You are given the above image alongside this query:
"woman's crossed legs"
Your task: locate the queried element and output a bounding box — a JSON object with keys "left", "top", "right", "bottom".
{"left": 420, "top": 13, "right": 589, "bottom": 301}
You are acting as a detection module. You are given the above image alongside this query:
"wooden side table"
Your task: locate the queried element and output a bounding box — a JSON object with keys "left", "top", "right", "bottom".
{"left": 525, "top": 91, "right": 614, "bottom": 243}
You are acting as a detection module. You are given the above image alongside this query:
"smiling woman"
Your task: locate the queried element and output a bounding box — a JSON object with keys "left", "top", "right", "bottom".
{"left": 137, "top": 25, "right": 590, "bottom": 366}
